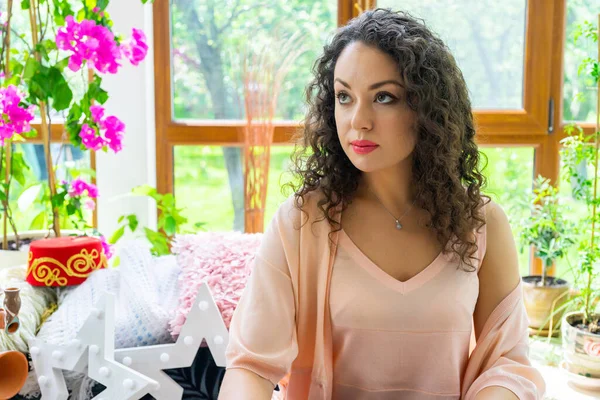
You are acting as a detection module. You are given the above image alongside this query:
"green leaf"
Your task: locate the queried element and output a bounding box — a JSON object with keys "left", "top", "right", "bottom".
{"left": 23, "top": 57, "right": 39, "bottom": 80}
{"left": 161, "top": 193, "right": 175, "bottom": 208}
{"left": 0, "top": 191, "right": 6, "bottom": 202}
{"left": 131, "top": 185, "right": 159, "bottom": 200}
{"left": 66, "top": 203, "right": 77, "bottom": 216}
{"left": 96, "top": 87, "right": 109, "bottom": 104}
{"left": 76, "top": 8, "right": 86, "bottom": 22}
{"left": 48, "top": 67, "right": 73, "bottom": 111}
{"left": 29, "top": 65, "right": 52, "bottom": 101}
{"left": 9, "top": 59, "right": 24, "bottom": 77}
{"left": 21, "top": 0, "right": 30, "bottom": 9}
{"left": 85, "top": 0, "right": 97, "bottom": 9}
{"left": 51, "top": 191, "right": 67, "bottom": 209}
{"left": 54, "top": 15, "right": 65, "bottom": 26}
{"left": 17, "top": 184, "right": 42, "bottom": 212}
{"left": 29, "top": 211, "right": 46, "bottom": 230}
{"left": 67, "top": 103, "right": 83, "bottom": 122}
{"left": 55, "top": 57, "right": 71, "bottom": 72}
{"left": 164, "top": 215, "right": 177, "bottom": 236}
{"left": 127, "top": 214, "right": 138, "bottom": 231}
{"left": 10, "top": 152, "right": 28, "bottom": 186}
{"left": 112, "top": 255, "right": 121, "bottom": 267}
{"left": 144, "top": 228, "right": 170, "bottom": 255}
{"left": 109, "top": 225, "right": 126, "bottom": 245}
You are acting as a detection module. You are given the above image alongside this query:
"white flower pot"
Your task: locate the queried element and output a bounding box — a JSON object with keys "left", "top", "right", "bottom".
{"left": 562, "top": 311, "right": 600, "bottom": 378}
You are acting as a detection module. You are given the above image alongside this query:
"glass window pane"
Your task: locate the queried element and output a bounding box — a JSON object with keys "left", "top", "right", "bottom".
{"left": 174, "top": 145, "right": 244, "bottom": 232}
{"left": 170, "top": 0, "right": 338, "bottom": 121}
{"left": 376, "top": 0, "right": 526, "bottom": 109}
{"left": 563, "top": 0, "right": 598, "bottom": 123}
{"left": 264, "top": 145, "right": 296, "bottom": 226}
{"left": 6, "top": 143, "right": 92, "bottom": 232}
{"left": 480, "top": 147, "right": 534, "bottom": 275}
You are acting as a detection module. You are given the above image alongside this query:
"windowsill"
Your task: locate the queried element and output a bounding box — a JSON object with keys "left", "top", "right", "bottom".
{"left": 529, "top": 337, "right": 600, "bottom": 399}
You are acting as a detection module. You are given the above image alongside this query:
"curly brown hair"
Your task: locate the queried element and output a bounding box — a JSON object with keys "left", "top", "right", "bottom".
{"left": 286, "top": 8, "right": 490, "bottom": 272}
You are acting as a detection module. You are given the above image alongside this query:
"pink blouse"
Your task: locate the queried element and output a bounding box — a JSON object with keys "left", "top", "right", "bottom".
{"left": 330, "top": 229, "right": 479, "bottom": 399}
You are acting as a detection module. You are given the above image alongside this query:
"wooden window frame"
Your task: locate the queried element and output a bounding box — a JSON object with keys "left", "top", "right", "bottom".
{"left": 154, "top": 0, "right": 589, "bottom": 275}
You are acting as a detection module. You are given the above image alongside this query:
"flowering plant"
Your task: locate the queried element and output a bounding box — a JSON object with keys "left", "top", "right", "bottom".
{"left": 0, "top": 0, "right": 150, "bottom": 256}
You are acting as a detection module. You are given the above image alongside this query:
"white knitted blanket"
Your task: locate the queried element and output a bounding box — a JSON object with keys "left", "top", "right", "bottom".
{"left": 20, "top": 240, "right": 181, "bottom": 399}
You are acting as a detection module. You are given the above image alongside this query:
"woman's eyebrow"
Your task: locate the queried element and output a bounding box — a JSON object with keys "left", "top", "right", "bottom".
{"left": 334, "top": 78, "right": 404, "bottom": 90}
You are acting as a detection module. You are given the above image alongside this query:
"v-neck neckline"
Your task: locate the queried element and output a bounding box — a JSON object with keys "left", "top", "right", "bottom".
{"left": 338, "top": 228, "right": 449, "bottom": 295}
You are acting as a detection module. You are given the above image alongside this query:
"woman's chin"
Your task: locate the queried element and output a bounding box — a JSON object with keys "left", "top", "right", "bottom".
{"left": 348, "top": 157, "right": 383, "bottom": 173}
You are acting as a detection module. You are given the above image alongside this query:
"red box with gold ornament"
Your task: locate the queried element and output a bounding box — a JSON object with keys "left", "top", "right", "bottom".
{"left": 26, "top": 236, "right": 108, "bottom": 287}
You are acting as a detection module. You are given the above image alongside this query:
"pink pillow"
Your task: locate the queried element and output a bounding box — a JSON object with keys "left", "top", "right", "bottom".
{"left": 169, "top": 232, "right": 262, "bottom": 338}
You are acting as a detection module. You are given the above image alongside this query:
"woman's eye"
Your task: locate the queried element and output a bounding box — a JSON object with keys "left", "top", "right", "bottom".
{"left": 376, "top": 93, "right": 396, "bottom": 104}
{"left": 336, "top": 92, "right": 350, "bottom": 104}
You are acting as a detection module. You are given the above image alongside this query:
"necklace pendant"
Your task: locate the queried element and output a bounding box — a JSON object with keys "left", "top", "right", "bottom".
{"left": 395, "top": 220, "right": 403, "bottom": 230}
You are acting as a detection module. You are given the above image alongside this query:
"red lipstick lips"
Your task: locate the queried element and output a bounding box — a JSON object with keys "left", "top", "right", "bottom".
{"left": 351, "top": 140, "right": 379, "bottom": 155}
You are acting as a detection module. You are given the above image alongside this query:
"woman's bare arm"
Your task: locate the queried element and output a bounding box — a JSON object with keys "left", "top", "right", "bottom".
{"left": 218, "top": 368, "right": 275, "bottom": 400}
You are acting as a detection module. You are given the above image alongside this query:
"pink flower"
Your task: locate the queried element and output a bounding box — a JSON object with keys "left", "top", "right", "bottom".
{"left": 69, "top": 178, "right": 98, "bottom": 198}
{"left": 56, "top": 16, "right": 121, "bottom": 74}
{"left": 0, "top": 85, "right": 35, "bottom": 145}
{"left": 84, "top": 199, "right": 96, "bottom": 211}
{"left": 121, "top": 28, "right": 148, "bottom": 66}
{"left": 584, "top": 340, "right": 600, "bottom": 357}
{"left": 80, "top": 106, "right": 124, "bottom": 153}
{"left": 79, "top": 124, "right": 104, "bottom": 151}
{"left": 90, "top": 105, "right": 105, "bottom": 124}
{"left": 102, "top": 116, "right": 124, "bottom": 152}
{"left": 100, "top": 235, "right": 113, "bottom": 260}
{"left": 92, "top": 7, "right": 105, "bottom": 17}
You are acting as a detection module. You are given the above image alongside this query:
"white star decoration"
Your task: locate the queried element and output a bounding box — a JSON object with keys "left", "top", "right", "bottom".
{"left": 29, "top": 283, "right": 229, "bottom": 400}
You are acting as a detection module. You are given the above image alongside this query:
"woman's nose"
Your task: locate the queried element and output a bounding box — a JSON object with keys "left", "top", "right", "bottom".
{"left": 350, "top": 102, "right": 374, "bottom": 131}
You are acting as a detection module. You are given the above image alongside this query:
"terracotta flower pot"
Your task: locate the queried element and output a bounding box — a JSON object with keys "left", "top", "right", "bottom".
{"left": 0, "top": 308, "right": 5, "bottom": 330}
{"left": 522, "top": 275, "right": 570, "bottom": 335}
{"left": 562, "top": 311, "right": 600, "bottom": 378}
{"left": 0, "top": 350, "right": 28, "bottom": 399}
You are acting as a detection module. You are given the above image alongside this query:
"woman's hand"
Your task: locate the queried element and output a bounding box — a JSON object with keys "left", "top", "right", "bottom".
{"left": 474, "top": 386, "right": 519, "bottom": 400}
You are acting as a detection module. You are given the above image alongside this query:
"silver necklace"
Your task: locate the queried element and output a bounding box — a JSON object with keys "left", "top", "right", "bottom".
{"left": 369, "top": 189, "right": 416, "bottom": 230}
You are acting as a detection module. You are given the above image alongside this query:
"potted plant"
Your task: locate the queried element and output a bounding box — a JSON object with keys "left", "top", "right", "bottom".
{"left": 519, "top": 175, "right": 576, "bottom": 336}
{"left": 0, "top": 0, "right": 150, "bottom": 270}
{"left": 558, "top": 17, "right": 600, "bottom": 379}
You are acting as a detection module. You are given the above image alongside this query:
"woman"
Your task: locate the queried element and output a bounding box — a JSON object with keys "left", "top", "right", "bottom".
{"left": 219, "top": 8, "right": 545, "bottom": 400}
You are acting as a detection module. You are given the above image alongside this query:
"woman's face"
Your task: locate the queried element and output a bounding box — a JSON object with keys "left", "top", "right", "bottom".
{"left": 333, "top": 41, "right": 418, "bottom": 173}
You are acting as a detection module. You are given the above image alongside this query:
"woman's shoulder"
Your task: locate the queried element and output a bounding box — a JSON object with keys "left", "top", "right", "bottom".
{"left": 276, "top": 189, "right": 331, "bottom": 223}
